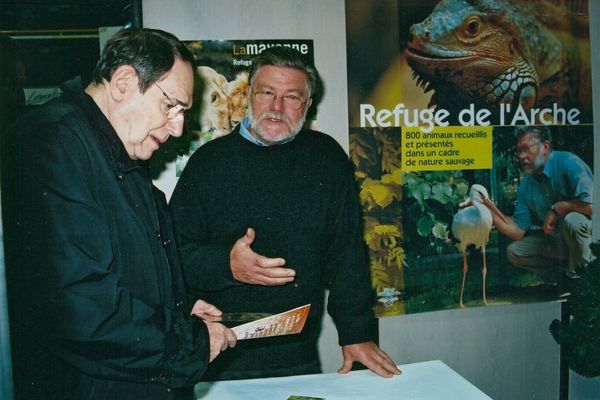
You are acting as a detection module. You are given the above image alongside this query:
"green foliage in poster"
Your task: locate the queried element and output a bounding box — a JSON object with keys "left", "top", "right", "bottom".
{"left": 403, "top": 170, "right": 468, "bottom": 257}
{"left": 350, "top": 128, "right": 404, "bottom": 315}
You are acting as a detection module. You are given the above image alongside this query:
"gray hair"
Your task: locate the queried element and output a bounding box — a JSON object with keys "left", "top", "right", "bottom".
{"left": 515, "top": 126, "right": 552, "bottom": 145}
{"left": 248, "top": 46, "right": 321, "bottom": 99}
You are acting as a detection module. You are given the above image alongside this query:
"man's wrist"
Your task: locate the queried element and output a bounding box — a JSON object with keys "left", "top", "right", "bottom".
{"left": 551, "top": 204, "right": 560, "bottom": 216}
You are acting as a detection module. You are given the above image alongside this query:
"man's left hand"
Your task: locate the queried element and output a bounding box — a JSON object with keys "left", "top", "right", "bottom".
{"left": 190, "top": 299, "right": 223, "bottom": 321}
{"left": 543, "top": 209, "right": 559, "bottom": 235}
{"left": 339, "top": 342, "right": 401, "bottom": 378}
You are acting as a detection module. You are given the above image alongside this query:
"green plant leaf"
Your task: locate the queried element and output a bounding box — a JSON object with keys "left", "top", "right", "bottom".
{"left": 416, "top": 213, "right": 435, "bottom": 237}
{"left": 432, "top": 221, "right": 449, "bottom": 240}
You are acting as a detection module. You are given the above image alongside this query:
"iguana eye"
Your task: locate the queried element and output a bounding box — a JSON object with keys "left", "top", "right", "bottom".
{"left": 465, "top": 17, "right": 481, "bottom": 36}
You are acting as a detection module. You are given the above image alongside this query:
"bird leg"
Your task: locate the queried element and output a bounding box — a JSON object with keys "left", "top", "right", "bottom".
{"left": 460, "top": 251, "right": 468, "bottom": 308}
{"left": 482, "top": 246, "right": 488, "bottom": 305}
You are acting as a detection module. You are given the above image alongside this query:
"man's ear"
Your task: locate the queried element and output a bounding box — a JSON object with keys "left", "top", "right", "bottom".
{"left": 542, "top": 139, "right": 552, "bottom": 153}
{"left": 109, "top": 65, "right": 139, "bottom": 102}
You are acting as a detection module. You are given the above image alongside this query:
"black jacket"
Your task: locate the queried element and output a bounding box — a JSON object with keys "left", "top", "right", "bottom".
{"left": 1, "top": 77, "right": 209, "bottom": 400}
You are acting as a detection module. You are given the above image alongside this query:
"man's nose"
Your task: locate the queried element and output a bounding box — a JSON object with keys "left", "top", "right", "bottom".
{"left": 166, "top": 115, "right": 184, "bottom": 137}
{"left": 270, "top": 95, "right": 285, "bottom": 111}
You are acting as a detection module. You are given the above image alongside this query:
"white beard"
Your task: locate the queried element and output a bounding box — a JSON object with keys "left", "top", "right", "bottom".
{"left": 247, "top": 101, "right": 307, "bottom": 145}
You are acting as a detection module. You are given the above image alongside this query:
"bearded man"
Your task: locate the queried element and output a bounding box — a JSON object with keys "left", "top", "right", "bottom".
{"left": 170, "top": 46, "right": 400, "bottom": 381}
{"left": 484, "top": 126, "right": 593, "bottom": 279}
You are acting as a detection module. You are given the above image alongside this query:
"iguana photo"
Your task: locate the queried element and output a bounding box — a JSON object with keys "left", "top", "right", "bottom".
{"left": 404, "top": 0, "right": 591, "bottom": 123}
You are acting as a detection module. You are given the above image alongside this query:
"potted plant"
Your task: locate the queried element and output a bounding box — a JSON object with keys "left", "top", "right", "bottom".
{"left": 550, "top": 241, "right": 600, "bottom": 378}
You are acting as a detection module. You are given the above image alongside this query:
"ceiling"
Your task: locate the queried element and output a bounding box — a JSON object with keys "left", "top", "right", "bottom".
{"left": 1, "top": 0, "right": 138, "bottom": 88}
{"left": 1, "top": 0, "right": 134, "bottom": 32}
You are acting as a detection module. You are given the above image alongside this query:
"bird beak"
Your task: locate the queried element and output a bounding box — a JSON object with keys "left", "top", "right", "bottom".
{"left": 475, "top": 189, "right": 485, "bottom": 202}
{"left": 486, "top": 198, "right": 510, "bottom": 225}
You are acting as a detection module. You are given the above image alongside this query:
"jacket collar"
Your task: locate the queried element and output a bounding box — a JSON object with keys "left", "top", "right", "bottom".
{"left": 61, "top": 77, "right": 145, "bottom": 177}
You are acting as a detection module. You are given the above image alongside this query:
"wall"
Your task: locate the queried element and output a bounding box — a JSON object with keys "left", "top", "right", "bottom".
{"left": 143, "top": 1, "right": 600, "bottom": 399}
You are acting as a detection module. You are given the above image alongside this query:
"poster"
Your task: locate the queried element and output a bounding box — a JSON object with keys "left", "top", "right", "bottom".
{"left": 346, "top": 0, "right": 594, "bottom": 316}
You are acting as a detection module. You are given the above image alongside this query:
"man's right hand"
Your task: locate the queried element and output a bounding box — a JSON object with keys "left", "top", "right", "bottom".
{"left": 204, "top": 321, "right": 237, "bottom": 362}
{"left": 230, "top": 228, "right": 295, "bottom": 286}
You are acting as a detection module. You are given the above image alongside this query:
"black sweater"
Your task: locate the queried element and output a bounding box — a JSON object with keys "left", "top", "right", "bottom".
{"left": 170, "top": 126, "right": 375, "bottom": 380}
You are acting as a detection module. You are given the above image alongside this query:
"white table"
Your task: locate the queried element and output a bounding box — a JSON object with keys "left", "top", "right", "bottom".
{"left": 194, "top": 360, "right": 492, "bottom": 399}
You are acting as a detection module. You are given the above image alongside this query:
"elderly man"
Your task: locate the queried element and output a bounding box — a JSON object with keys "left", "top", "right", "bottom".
{"left": 170, "top": 46, "right": 400, "bottom": 381}
{"left": 485, "top": 126, "right": 593, "bottom": 278}
{"left": 2, "top": 28, "right": 236, "bottom": 400}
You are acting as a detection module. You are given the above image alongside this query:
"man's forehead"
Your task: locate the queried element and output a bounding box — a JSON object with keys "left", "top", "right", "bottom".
{"left": 256, "top": 66, "right": 307, "bottom": 82}
{"left": 161, "top": 61, "right": 194, "bottom": 106}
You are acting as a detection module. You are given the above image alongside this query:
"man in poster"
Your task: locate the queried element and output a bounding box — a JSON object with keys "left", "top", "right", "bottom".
{"left": 483, "top": 126, "right": 593, "bottom": 279}
{"left": 171, "top": 46, "right": 401, "bottom": 380}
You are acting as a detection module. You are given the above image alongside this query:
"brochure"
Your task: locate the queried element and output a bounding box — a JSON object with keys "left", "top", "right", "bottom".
{"left": 231, "top": 304, "right": 311, "bottom": 340}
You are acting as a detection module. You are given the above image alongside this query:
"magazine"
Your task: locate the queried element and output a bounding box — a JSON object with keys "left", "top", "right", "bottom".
{"left": 230, "top": 304, "right": 311, "bottom": 340}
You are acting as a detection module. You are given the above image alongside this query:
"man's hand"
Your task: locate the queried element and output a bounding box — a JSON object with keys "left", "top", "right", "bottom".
{"left": 190, "top": 300, "right": 236, "bottom": 362}
{"left": 230, "top": 228, "right": 295, "bottom": 285}
{"left": 203, "top": 321, "right": 237, "bottom": 362}
{"left": 190, "top": 299, "right": 236, "bottom": 361}
{"left": 543, "top": 209, "right": 559, "bottom": 235}
{"left": 339, "top": 342, "right": 401, "bottom": 378}
{"left": 190, "top": 299, "right": 223, "bottom": 322}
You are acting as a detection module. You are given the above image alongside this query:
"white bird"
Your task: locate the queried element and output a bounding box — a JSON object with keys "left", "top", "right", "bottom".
{"left": 452, "top": 184, "right": 494, "bottom": 308}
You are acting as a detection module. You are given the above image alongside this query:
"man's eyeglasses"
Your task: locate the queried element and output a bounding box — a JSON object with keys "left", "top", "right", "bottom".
{"left": 252, "top": 89, "right": 308, "bottom": 111}
{"left": 516, "top": 142, "right": 541, "bottom": 157}
{"left": 154, "top": 82, "right": 185, "bottom": 120}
